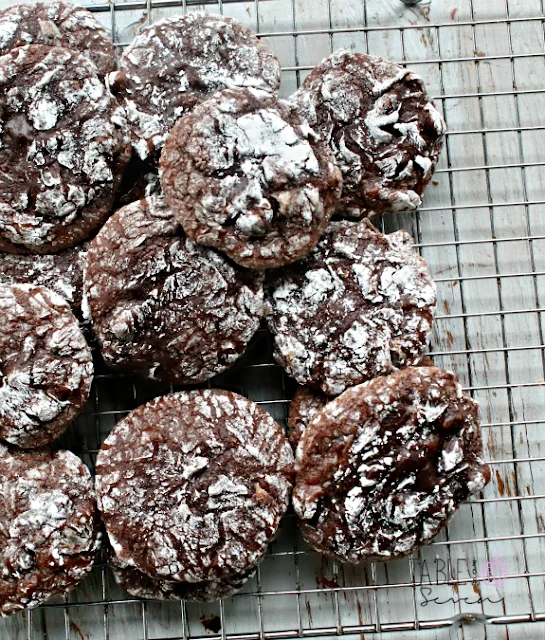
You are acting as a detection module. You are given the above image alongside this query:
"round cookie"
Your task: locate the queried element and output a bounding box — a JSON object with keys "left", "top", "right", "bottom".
{"left": 0, "top": 445, "right": 99, "bottom": 616}
{"left": 0, "top": 243, "right": 87, "bottom": 321}
{"left": 84, "top": 194, "right": 263, "bottom": 384}
{"left": 112, "top": 12, "right": 281, "bottom": 159}
{"left": 161, "top": 87, "right": 342, "bottom": 269}
{"left": 0, "top": 283, "right": 93, "bottom": 449}
{"left": 292, "top": 50, "right": 445, "bottom": 218}
{"left": 288, "top": 386, "right": 328, "bottom": 449}
{"left": 0, "top": 45, "right": 131, "bottom": 254}
{"left": 108, "top": 549, "right": 256, "bottom": 602}
{"left": 265, "top": 219, "right": 436, "bottom": 396}
{"left": 0, "top": 1, "right": 115, "bottom": 77}
{"left": 293, "top": 366, "right": 491, "bottom": 563}
{"left": 96, "top": 389, "right": 294, "bottom": 583}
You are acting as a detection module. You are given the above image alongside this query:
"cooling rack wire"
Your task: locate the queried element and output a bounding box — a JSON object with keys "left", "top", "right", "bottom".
{"left": 2, "top": 0, "right": 545, "bottom": 638}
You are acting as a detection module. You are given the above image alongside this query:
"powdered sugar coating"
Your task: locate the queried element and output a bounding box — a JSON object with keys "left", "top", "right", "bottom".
{"left": 0, "top": 243, "right": 86, "bottom": 320}
{"left": 0, "top": 283, "right": 93, "bottom": 448}
{"left": 108, "top": 548, "right": 256, "bottom": 603}
{"left": 0, "top": 1, "right": 115, "bottom": 77}
{"left": 84, "top": 194, "right": 263, "bottom": 384}
{"left": 292, "top": 50, "right": 445, "bottom": 218}
{"left": 288, "top": 385, "right": 329, "bottom": 448}
{"left": 96, "top": 389, "right": 294, "bottom": 582}
{"left": 293, "top": 367, "right": 490, "bottom": 563}
{"left": 161, "top": 87, "right": 342, "bottom": 269}
{"left": 287, "top": 357, "right": 436, "bottom": 448}
{"left": 0, "top": 45, "right": 131, "bottom": 253}
{"left": 265, "top": 219, "right": 436, "bottom": 396}
{"left": 0, "top": 446, "right": 99, "bottom": 616}
{"left": 112, "top": 12, "right": 281, "bottom": 159}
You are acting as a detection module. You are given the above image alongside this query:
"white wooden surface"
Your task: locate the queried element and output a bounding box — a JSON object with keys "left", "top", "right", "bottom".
{"left": 1, "top": 0, "right": 545, "bottom": 638}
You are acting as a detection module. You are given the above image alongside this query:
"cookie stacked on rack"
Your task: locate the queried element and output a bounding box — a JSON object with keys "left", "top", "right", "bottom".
{"left": 0, "top": 2, "right": 118, "bottom": 616}
{"left": 0, "top": 2, "right": 489, "bottom": 617}
{"left": 96, "top": 389, "right": 294, "bottom": 601}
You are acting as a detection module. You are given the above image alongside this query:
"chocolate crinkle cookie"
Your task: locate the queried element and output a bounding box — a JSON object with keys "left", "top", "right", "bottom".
{"left": 0, "top": 1, "right": 115, "bottom": 77}
{"left": 0, "top": 284, "right": 93, "bottom": 449}
{"left": 108, "top": 547, "right": 256, "bottom": 603}
{"left": 292, "top": 50, "right": 445, "bottom": 218}
{"left": 288, "top": 385, "right": 329, "bottom": 449}
{"left": 287, "top": 355, "right": 436, "bottom": 448}
{"left": 0, "top": 45, "right": 131, "bottom": 254}
{"left": 84, "top": 194, "right": 263, "bottom": 385}
{"left": 96, "top": 389, "right": 294, "bottom": 583}
{"left": 112, "top": 13, "right": 281, "bottom": 159}
{"left": 0, "top": 446, "right": 99, "bottom": 616}
{"left": 265, "top": 219, "right": 436, "bottom": 396}
{"left": 293, "top": 366, "right": 491, "bottom": 563}
{"left": 161, "top": 87, "right": 342, "bottom": 269}
{"left": 0, "top": 243, "right": 87, "bottom": 321}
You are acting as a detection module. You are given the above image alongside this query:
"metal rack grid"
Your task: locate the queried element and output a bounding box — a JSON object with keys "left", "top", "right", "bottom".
{"left": 2, "top": 0, "right": 545, "bottom": 638}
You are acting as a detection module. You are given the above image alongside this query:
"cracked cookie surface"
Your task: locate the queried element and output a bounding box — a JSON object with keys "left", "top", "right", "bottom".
{"left": 96, "top": 389, "right": 294, "bottom": 583}
{"left": 0, "top": 283, "right": 93, "bottom": 449}
{"left": 265, "top": 219, "right": 436, "bottom": 396}
{"left": 84, "top": 194, "right": 263, "bottom": 384}
{"left": 113, "top": 13, "right": 281, "bottom": 159}
{"left": 108, "top": 547, "right": 256, "bottom": 603}
{"left": 293, "top": 50, "right": 445, "bottom": 218}
{"left": 0, "top": 446, "right": 99, "bottom": 616}
{"left": 0, "top": 45, "right": 131, "bottom": 253}
{"left": 0, "top": 243, "right": 87, "bottom": 321}
{"left": 293, "top": 367, "right": 490, "bottom": 563}
{"left": 0, "top": 1, "right": 115, "bottom": 76}
{"left": 161, "top": 87, "right": 342, "bottom": 269}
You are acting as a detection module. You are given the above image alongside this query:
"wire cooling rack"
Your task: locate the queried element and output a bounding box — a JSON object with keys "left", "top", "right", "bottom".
{"left": 2, "top": 0, "right": 545, "bottom": 638}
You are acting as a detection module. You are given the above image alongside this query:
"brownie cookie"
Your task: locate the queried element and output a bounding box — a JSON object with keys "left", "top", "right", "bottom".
{"left": 0, "top": 243, "right": 87, "bottom": 321}
{"left": 112, "top": 13, "right": 281, "bottom": 159}
{"left": 288, "top": 386, "right": 328, "bottom": 449}
{"left": 0, "top": 45, "right": 131, "bottom": 254}
{"left": 288, "top": 355, "right": 436, "bottom": 448}
{"left": 293, "top": 50, "right": 445, "bottom": 218}
{"left": 0, "top": 446, "right": 99, "bottom": 616}
{"left": 293, "top": 366, "right": 491, "bottom": 563}
{"left": 84, "top": 194, "right": 263, "bottom": 384}
{"left": 0, "top": 1, "right": 115, "bottom": 77}
{"left": 161, "top": 88, "right": 342, "bottom": 269}
{"left": 0, "top": 284, "right": 93, "bottom": 449}
{"left": 96, "top": 389, "right": 294, "bottom": 583}
{"left": 265, "top": 219, "right": 436, "bottom": 396}
{"left": 108, "top": 549, "right": 256, "bottom": 602}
